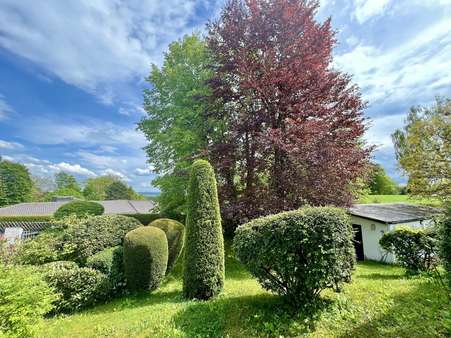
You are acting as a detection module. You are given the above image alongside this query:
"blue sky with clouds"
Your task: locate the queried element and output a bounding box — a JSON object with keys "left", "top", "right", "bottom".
{"left": 0, "top": 0, "right": 450, "bottom": 192}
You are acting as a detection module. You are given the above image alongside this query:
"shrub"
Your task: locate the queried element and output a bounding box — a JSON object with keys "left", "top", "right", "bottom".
{"left": 43, "top": 266, "right": 110, "bottom": 313}
{"left": 62, "top": 214, "right": 141, "bottom": 264}
{"left": 234, "top": 207, "right": 355, "bottom": 307}
{"left": 123, "top": 213, "right": 162, "bottom": 225}
{"left": 0, "top": 265, "right": 57, "bottom": 337}
{"left": 438, "top": 208, "right": 451, "bottom": 288}
{"left": 42, "top": 260, "right": 78, "bottom": 270}
{"left": 150, "top": 218, "right": 184, "bottom": 273}
{"left": 183, "top": 160, "right": 224, "bottom": 300}
{"left": 86, "top": 246, "right": 125, "bottom": 293}
{"left": 123, "top": 226, "right": 168, "bottom": 291}
{"left": 380, "top": 226, "right": 438, "bottom": 273}
{"left": 54, "top": 200, "right": 104, "bottom": 219}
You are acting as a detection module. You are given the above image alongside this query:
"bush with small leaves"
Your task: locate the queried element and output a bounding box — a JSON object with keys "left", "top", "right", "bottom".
{"left": 0, "top": 265, "right": 57, "bottom": 337}
{"left": 234, "top": 207, "right": 355, "bottom": 307}
{"left": 54, "top": 200, "right": 104, "bottom": 219}
{"left": 150, "top": 218, "right": 184, "bottom": 273}
{"left": 380, "top": 226, "right": 438, "bottom": 273}
{"left": 437, "top": 208, "right": 451, "bottom": 288}
{"left": 123, "top": 226, "right": 168, "bottom": 291}
{"left": 86, "top": 246, "right": 125, "bottom": 293}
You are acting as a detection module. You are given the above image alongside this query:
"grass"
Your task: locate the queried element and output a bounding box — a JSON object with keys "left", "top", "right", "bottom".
{"left": 359, "top": 194, "right": 440, "bottom": 206}
{"left": 42, "top": 244, "right": 450, "bottom": 338}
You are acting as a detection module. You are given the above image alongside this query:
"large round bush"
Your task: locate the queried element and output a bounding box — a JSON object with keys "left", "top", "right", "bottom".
{"left": 123, "top": 226, "right": 168, "bottom": 291}
{"left": 86, "top": 246, "right": 125, "bottom": 293}
{"left": 54, "top": 200, "right": 104, "bottom": 219}
{"left": 233, "top": 207, "right": 355, "bottom": 306}
{"left": 150, "top": 218, "right": 184, "bottom": 273}
{"left": 183, "top": 160, "right": 224, "bottom": 300}
{"left": 62, "top": 215, "right": 141, "bottom": 264}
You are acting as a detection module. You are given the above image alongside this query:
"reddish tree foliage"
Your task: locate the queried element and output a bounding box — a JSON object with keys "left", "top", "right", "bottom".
{"left": 207, "top": 0, "right": 372, "bottom": 227}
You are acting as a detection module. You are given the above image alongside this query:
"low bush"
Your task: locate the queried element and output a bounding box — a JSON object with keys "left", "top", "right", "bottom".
{"left": 234, "top": 207, "right": 355, "bottom": 307}
{"left": 150, "top": 218, "right": 184, "bottom": 273}
{"left": 86, "top": 246, "right": 125, "bottom": 293}
{"left": 123, "top": 213, "right": 161, "bottom": 225}
{"left": 438, "top": 208, "right": 451, "bottom": 288}
{"left": 42, "top": 260, "right": 78, "bottom": 270}
{"left": 43, "top": 266, "right": 110, "bottom": 313}
{"left": 62, "top": 215, "right": 141, "bottom": 264}
{"left": 0, "top": 265, "right": 57, "bottom": 337}
{"left": 54, "top": 200, "right": 104, "bottom": 219}
{"left": 0, "top": 215, "right": 53, "bottom": 222}
{"left": 123, "top": 226, "right": 168, "bottom": 291}
{"left": 380, "top": 226, "right": 438, "bottom": 273}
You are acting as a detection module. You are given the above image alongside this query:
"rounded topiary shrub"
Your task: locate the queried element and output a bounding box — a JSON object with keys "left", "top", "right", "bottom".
{"left": 183, "top": 160, "right": 224, "bottom": 300}
{"left": 233, "top": 207, "right": 355, "bottom": 307}
{"left": 150, "top": 218, "right": 184, "bottom": 273}
{"left": 123, "top": 226, "right": 168, "bottom": 291}
{"left": 86, "top": 246, "right": 124, "bottom": 293}
{"left": 54, "top": 200, "right": 104, "bottom": 219}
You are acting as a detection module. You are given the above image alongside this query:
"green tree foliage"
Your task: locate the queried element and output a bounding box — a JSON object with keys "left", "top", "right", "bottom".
{"left": 233, "top": 207, "right": 355, "bottom": 307}
{"left": 123, "top": 226, "right": 168, "bottom": 291}
{"left": 55, "top": 172, "right": 81, "bottom": 191}
{"left": 138, "top": 33, "right": 216, "bottom": 215}
{"left": 437, "top": 208, "right": 451, "bottom": 288}
{"left": 183, "top": 160, "right": 224, "bottom": 300}
{"left": 392, "top": 97, "right": 450, "bottom": 203}
{"left": 368, "top": 164, "right": 398, "bottom": 195}
{"left": 105, "top": 181, "right": 131, "bottom": 200}
{"left": 54, "top": 200, "right": 104, "bottom": 219}
{"left": 0, "top": 160, "right": 33, "bottom": 206}
{"left": 83, "top": 175, "right": 119, "bottom": 200}
{"left": 86, "top": 246, "right": 125, "bottom": 294}
{"left": 150, "top": 218, "right": 184, "bottom": 273}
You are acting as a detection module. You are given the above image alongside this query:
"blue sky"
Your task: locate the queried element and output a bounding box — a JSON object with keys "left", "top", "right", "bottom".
{"left": 0, "top": 0, "right": 450, "bottom": 192}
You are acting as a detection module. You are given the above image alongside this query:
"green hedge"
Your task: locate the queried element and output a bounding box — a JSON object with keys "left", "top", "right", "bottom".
{"left": 234, "top": 207, "right": 355, "bottom": 307}
{"left": 54, "top": 201, "right": 104, "bottom": 219}
{"left": 150, "top": 218, "right": 184, "bottom": 273}
{"left": 0, "top": 215, "right": 53, "bottom": 223}
{"left": 122, "top": 213, "right": 162, "bottom": 225}
{"left": 183, "top": 160, "right": 224, "bottom": 300}
{"left": 86, "top": 246, "right": 125, "bottom": 293}
{"left": 438, "top": 208, "right": 451, "bottom": 288}
{"left": 123, "top": 226, "right": 168, "bottom": 291}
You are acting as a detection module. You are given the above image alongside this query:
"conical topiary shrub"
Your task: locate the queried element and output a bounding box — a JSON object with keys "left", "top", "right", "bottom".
{"left": 123, "top": 226, "right": 168, "bottom": 291}
{"left": 183, "top": 159, "right": 224, "bottom": 300}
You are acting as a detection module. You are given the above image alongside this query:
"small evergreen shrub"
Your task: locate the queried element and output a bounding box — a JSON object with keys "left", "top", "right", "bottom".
{"left": 62, "top": 215, "right": 141, "bottom": 264}
{"left": 234, "top": 207, "right": 355, "bottom": 307}
{"left": 0, "top": 265, "right": 57, "bottom": 337}
{"left": 86, "top": 246, "right": 125, "bottom": 293}
{"left": 380, "top": 226, "right": 438, "bottom": 273}
{"left": 43, "top": 266, "right": 110, "bottom": 313}
{"left": 150, "top": 218, "right": 184, "bottom": 273}
{"left": 123, "top": 226, "right": 168, "bottom": 291}
{"left": 183, "top": 160, "right": 224, "bottom": 300}
{"left": 54, "top": 200, "right": 104, "bottom": 219}
{"left": 438, "top": 208, "right": 451, "bottom": 288}
{"left": 42, "top": 260, "right": 78, "bottom": 270}
{"left": 123, "top": 213, "right": 162, "bottom": 225}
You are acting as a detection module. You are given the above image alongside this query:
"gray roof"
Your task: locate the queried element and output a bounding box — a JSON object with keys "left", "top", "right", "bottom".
{"left": 0, "top": 200, "right": 156, "bottom": 217}
{"left": 349, "top": 203, "right": 440, "bottom": 224}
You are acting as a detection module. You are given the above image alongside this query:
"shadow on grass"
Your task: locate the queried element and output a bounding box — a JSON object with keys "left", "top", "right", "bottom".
{"left": 339, "top": 280, "right": 450, "bottom": 338}
{"left": 173, "top": 294, "right": 334, "bottom": 337}
{"left": 358, "top": 273, "right": 406, "bottom": 280}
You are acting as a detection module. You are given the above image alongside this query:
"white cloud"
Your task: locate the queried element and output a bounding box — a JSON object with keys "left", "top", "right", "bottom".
{"left": 134, "top": 167, "right": 154, "bottom": 176}
{"left": 0, "top": 94, "right": 14, "bottom": 120}
{"left": 50, "top": 162, "right": 97, "bottom": 177}
{"left": 101, "top": 168, "right": 129, "bottom": 181}
{"left": 352, "top": 0, "right": 392, "bottom": 24}
{"left": 78, "top": 151, "right": 127, "bottom": 168}
{"left": 0, "top": 140, "right": 23, "bottom": 150}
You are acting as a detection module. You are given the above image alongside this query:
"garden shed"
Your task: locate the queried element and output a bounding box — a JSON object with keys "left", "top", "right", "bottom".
{"left": 348, "top": 203, "right": 439, "bottom": 262}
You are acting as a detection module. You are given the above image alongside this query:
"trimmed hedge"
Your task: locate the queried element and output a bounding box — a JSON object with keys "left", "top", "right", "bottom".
{"left": 86, "top": 246, "right": 125, "bottom": 293}
{"left": 183, "top": 160, "right": 224, "bottom": 300}
{"left": 233, "top": 207, "right": 355, "bottom": 307}
{"left": 123, "top": 213, "right": 162, "bottom": 225}
{"left": 123, "top": 226, "right": 168, "bottom": 291}
{"left": 0, "top": 215, "right": 53, "bottom": 223}
{"left": 150, "top": 218, "right": 184, "bottom": 273}
{"left": 54, "top": 200, "right": 104, "bottom": 219}
{"left": 62, "top": 215, "right": 141, "bottom": 264}
{"left": 380, "top": 226, "right": 438, "bottom": 273}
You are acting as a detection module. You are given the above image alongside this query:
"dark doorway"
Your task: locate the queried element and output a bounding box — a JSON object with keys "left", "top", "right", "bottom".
{"left": 352, "top": 224, "right": 364, "bottom": 261}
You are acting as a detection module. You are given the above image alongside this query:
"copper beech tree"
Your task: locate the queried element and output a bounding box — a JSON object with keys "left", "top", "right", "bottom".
{"left": 206, "top": 0, "right": 372, "bottom": 226}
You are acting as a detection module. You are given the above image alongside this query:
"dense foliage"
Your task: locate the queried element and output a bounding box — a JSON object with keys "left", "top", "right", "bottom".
{"left": 0, "top": 265, "right": 57, "bottom": 337}
{"left": 54, "top": 200, "right": 104, "bottom": 219}
{"left": 123, "top": 226, "right": 168, "bottom": 291}
{"left": 150, "top": 218, "right": 184, "bottom": 273}
{"left": 0, "top": 160, "right": 33, "bottom": 206}
{"left": 380, "top": 226, "right": 438, "bottom": 273}
{"left": 234, "top": 207, "right": 355, "bottom": 306}
{"left": 62, "top": 214, "right": 141, "bottom": 264}
{"left": 183, "top": 160, "right": 224, "bottom": 300}
{"left": 55, "top": 172, "right": 81, "bottom": 192}
{"left": 43, "top": 264, "right": 109, "bottom": 313}
{"left": 105, "top": 181, "right": 131, "bottom": 200}
{"left": 437, "top": 209, "right": 451, "bottom": 288}
{"left": 368, "top": 164, "right": 398, "bottom": 195}
{"left": 83, "top": 175, "right": 119, "bottom": 200}
{"left": 392, "top": 97, "right": 450, "bottom": 203}
{"left": 86, "top": 246, "right": 125, "bottom": 294}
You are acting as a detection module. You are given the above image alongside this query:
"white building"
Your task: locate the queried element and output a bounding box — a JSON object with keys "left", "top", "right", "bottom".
{"left": 348, "top": 203, "right": 439, "bottom": 263}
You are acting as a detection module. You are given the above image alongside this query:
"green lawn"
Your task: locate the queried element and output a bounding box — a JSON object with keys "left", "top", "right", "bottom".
{"left": 359, "top": 194, "right": 440, "bottom": 206}
{"left": 42, "top": 244, "right": 449, "bottom": 338}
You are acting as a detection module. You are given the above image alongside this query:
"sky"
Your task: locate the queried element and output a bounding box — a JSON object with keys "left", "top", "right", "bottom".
{"left": 0, "top": 0, "right": 450, "bottom": 192}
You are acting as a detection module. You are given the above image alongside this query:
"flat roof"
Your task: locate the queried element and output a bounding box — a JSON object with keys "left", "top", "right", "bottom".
{"left": 349, "top": 203, "right": 440, "bottom": 224}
